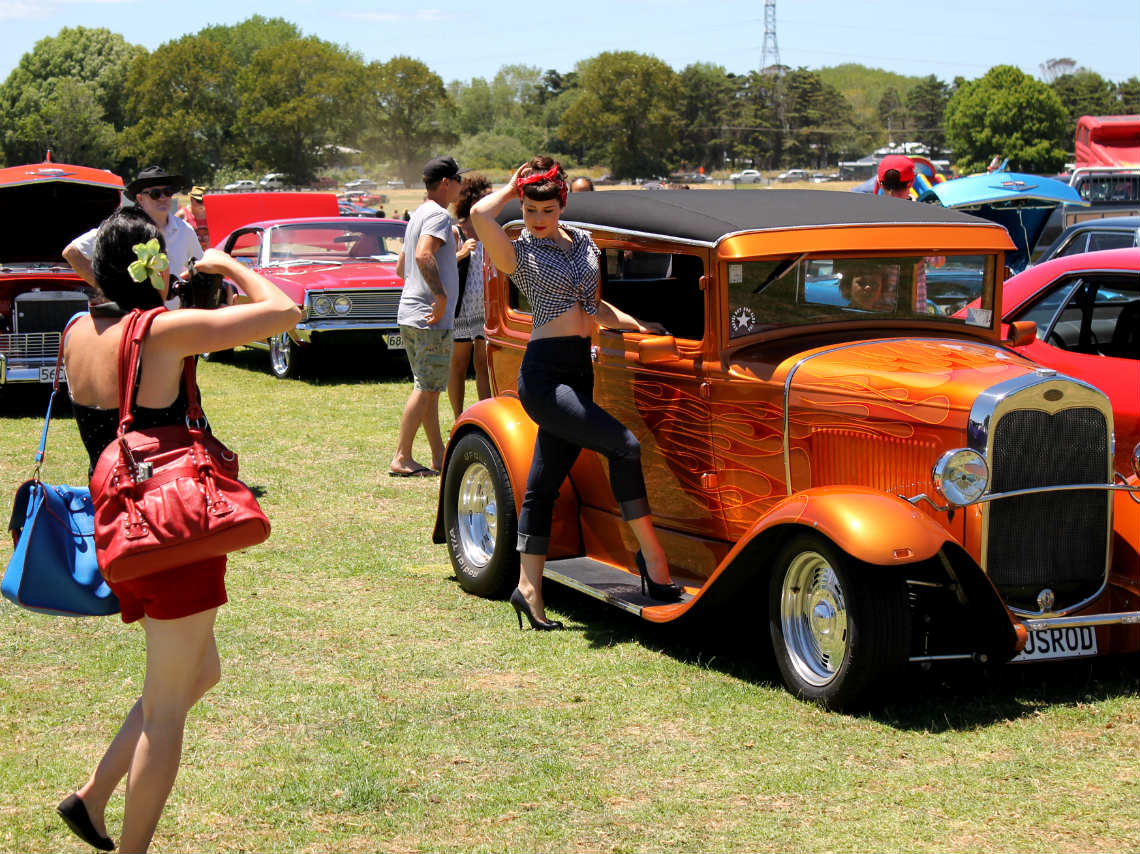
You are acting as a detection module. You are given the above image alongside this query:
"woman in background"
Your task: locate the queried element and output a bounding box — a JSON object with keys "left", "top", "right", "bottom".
{"left": 447, "top": 174, "right": 493, "bottom": 417}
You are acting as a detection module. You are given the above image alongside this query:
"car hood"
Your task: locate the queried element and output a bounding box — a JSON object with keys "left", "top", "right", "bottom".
{"left": 745, "top": 337, "right": 1042, "bottom": 428}
{"left": 0, "top": 159, "right": 123, "bottom": 263}
{"left": 918, "top": 173, "right": 1089, "bottom": 273}
{"left": 262, "top": 261, "right": 402, "bottom": 290}
{"left": 204, "top": 192, "right": 339, "bottom": 247}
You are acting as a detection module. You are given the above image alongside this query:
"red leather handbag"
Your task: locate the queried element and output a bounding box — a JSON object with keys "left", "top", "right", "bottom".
{"left": 90, "top": 308, "right": 270, "bottom": 583}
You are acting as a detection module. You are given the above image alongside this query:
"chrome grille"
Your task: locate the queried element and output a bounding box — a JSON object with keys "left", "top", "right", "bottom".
{"left": 0, "top": 332, "right": 61, "bottom": 364}
{"left": 986, "top": 406, "right": 1109, "bottom": 611}
{"left": 307, "top": 289, "right": 400, "bottom": 321}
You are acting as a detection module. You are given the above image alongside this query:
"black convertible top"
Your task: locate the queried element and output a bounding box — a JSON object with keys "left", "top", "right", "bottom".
{"left": 497, "top": 189, "right": 991, "bottom": 246}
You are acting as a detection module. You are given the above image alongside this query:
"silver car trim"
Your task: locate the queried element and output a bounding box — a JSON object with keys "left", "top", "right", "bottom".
{"left": 904, "top": 480, "right": 1140, "bottom": 512}
{"left": 1019, "top": 611, "right": 1140, "bottom": 630}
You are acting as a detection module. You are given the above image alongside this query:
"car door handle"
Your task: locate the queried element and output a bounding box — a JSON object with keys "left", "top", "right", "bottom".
{"left": 590, "top": 345, "right": 599, "bottom": 362}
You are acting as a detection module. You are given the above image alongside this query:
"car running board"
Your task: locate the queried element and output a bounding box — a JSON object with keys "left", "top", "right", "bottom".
{"left": 543, "top": 556, "right": 694, "bottom": 617}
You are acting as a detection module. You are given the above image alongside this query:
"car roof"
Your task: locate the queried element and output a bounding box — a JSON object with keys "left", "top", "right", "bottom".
{"left": 1059, "top": 215, "right": 1139, "bottom": 232}
{"left": 497, "top": 189, "right": 994, "bottom": 246}
{"left": 1003, "top": 246, "right": 1140, "bottom": 313}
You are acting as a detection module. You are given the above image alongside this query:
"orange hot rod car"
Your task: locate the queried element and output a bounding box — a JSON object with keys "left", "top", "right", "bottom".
{"left": 431, "top": 190, "right": 1140, "bottom": 709}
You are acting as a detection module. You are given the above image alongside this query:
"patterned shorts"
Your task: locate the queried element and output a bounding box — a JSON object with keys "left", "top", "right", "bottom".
{"left": 401, "top": 325, "right": 452, "bottom": 392}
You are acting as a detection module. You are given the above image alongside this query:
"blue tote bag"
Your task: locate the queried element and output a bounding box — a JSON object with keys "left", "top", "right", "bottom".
{"left": 2, "top": 314, "right": 119, "bottom": 617}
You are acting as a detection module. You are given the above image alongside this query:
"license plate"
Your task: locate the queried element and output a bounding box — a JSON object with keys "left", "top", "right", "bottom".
{"left": 1011, "top": 626, "right": 1098, "bottom": 663}
{"left": 39, "top": 366, "right": 65, "bottom": 383}
{"left": 385, "top": 333, "right": 404, "bottom": 350}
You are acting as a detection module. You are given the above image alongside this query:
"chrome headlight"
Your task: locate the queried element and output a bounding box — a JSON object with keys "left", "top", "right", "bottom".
{"left": 1132, "top": 441, "right": 1139, "bottom": 479}
{"left": 313, "top": 295, "right": 333, "bottom": 315}
{"left": 333, "top": 295, "right": 351, "bottom": 315}
{"left": 932, "top": 448, "right": 989, "bottom": 506}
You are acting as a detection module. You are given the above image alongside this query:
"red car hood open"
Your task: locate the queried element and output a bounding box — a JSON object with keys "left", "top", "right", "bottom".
{"left": 0, "top": 158, "right": 123, "bottom": 263}
{"left": 203, "top": 192, "right": 339, "bottom": 248}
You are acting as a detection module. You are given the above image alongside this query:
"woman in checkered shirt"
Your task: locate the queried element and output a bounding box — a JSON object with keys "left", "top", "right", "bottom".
{"left": 470, "top": 157, "right": 683, "bottom": 631}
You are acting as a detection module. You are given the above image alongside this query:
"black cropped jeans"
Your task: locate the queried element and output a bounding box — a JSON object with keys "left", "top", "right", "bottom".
{"left": 515, "top": 336, "right": 651, "bottom": 555}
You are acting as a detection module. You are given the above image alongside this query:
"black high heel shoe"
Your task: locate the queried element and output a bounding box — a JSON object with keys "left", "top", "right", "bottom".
{"left": 57, "top": 793, "right": 114, "bottom": 851}
{"left": 509, "top": 588, "right": 563, "bottom": 630}
{"left": 634, "top": 550, "right": 684, "bottom": 601}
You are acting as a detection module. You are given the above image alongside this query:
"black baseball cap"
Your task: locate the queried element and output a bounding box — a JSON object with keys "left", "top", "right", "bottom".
{"left": 422, "top": 156, "right": 469, "bottom": 184}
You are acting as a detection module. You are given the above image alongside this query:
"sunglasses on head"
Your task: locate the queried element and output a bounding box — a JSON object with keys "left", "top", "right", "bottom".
{"left": 141, "top": 187, "right": 177, "bottom": 200}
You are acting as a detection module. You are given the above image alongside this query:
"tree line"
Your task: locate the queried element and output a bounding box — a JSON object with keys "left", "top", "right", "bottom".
{"left": 1, "top": 17, "right": 1136, "bottom": 184}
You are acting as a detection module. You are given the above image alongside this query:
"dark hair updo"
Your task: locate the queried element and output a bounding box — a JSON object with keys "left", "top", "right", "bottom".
{"left": 455, "top": 173, "right": 492, "bottom": 220}
{"left": 518, "top": 156, "right": 567, "bottom": 206}
{"left": 92, "top": 207, "right": 166, "bottom": 310}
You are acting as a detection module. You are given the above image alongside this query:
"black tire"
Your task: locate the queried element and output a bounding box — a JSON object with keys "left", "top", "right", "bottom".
{"left": 199, "top": 349, "right": 232, "bottom": 363}
{"left": 268, "top": 332, "right": 305, "bottom": 379}
{"left": 443, "top": 432, "right": 518, "bottom": 598}
{"left": 768, "top": 533, "right": 910, "bottom": 710}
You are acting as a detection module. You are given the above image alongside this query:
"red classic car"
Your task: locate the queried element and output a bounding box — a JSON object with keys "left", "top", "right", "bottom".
{"left": 431, "top": 190, "right": 1140, "bottom": 709}
{"left": 1001, "top": 247, "right": 1139, "bottom": 475}
{"left": 0, "top": 157, "right": 122, "bottom": 388}
{"left": 213, "top": 215, "right": 407, "bottom": 378}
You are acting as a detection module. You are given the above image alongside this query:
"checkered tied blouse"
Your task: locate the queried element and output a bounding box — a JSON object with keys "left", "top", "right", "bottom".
{"left": 510, "top": 226, "right": 600, "bottom": 329}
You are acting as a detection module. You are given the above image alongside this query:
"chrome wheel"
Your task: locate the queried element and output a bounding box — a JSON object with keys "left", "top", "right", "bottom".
{"left": 269, "top": 333, "right": 297, "bottom": 378}
{"left": 779, "top": 549, "right": 848, "bottom": 687}
{"left": 457, "top": 460, "right": 498, "bottom": 567}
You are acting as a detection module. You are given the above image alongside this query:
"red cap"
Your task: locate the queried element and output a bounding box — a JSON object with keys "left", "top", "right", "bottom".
{"left": 878, "top": 155, "right": 915, "bottom": 184}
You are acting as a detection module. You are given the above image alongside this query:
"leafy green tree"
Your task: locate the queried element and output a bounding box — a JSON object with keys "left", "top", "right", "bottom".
{"left": 1052, "top": 70, "right": 1126, "bottom": 124}
{"left": 906, "top": 75, "right": 950, "bottom": 158}
{"left": 236, "top": 38, "right": 365, "bottom": 183}
{"left": 877, "top": 86, "right": 906, "bottom": 137}
{"left": 449, "top": 77, "right": 495, "bottom": 138}
{"left": 198, "top": 15, "right": 301, "bottom": 66}
{"left": 559, "top": 51, "right": 680, "bottom": 178}
{"left": 361, "top": 56, "right": 455, "bottom": 184}
{"left": 945, "top": 65, "right": 1068, "bottom": 173}
{"left": 0, "top": 26, "right": 144, "bottom": 166}
{"left": 732, "top": 71, "right": 780, "bottom": 170}
{"left": 1116, "top": 78, "right": 1140, "bottom": 112}
{"left": 119, "top": 35, "right": 239, "bottom": 182}
{"left": 782, "top": 69, "right": 853, "bottom": 168}
{"left": 453, "top": 131, "right": 531, "bottom": 169}
{"left": 676, "top": 63, "right": 736, "bottom": 172}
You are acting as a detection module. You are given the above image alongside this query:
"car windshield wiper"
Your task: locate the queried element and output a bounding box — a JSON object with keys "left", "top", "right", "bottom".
{"left": 265, "top": 258, "right": 344, "bottom": 268}
{"left": 753, "top": 253, "right": 806, "bottom": 294}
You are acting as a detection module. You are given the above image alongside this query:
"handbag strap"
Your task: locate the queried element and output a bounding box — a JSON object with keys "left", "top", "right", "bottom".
{"left": 33, "top": 312, "right": 90, "bottom": 480}
{"left": 115, "top": 307, "right": 203, "bottom": 438}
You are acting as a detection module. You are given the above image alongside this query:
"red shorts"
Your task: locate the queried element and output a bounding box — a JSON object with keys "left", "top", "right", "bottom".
{"left": 108, "top": 557, "right": 228, "bottom": 623}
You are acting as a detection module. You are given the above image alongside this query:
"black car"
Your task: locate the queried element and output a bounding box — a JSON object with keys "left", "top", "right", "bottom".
{"left": 1034, "top": 215, "right": 1138, "bottom": 264}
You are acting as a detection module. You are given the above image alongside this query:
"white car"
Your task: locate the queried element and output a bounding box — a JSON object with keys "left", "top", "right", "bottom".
{"left": 259, "top": 173, "right": 288, "bottom": 190}
{"left": 730, "top": 169, "right": 763, "bottom": 184}
{"left": 344, "top": 178, "right": 377, "bottom": 190}
{"left": 223, "top": 180, "right": 257, "bottom": 192}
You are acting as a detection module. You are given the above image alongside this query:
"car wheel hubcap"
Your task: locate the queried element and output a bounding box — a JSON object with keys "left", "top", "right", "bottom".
{"left": 457, "top": 462, "right": 497, "bottom": 567}
{"left": 270, "top": 334, "right": 291, "bottom": 374}
{"left": 780, "top": 550, "right": 848, "bottom": 687}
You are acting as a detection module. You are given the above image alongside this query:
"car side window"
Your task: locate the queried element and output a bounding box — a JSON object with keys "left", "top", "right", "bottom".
{"left": 1086, "top": 231, "right": 1135, "bottom": 253}
{"left": 1056, "top": 233, "right": 1090, "bottom": 258}
{"left": 1016, "top": 277, "right": 1082, "bottom": 338}
{"left": 226, "top": 230, "right": 262, "bottom": 267}
{"left": 601, "top": 250, "right": 705, "bottom": 341}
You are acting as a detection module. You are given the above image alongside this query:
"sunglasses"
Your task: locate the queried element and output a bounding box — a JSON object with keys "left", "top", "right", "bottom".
{"left": 141, "top": 187, "right": 177, "bottom": 200}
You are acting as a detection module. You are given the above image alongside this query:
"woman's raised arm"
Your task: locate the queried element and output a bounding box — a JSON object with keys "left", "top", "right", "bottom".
{"left": 470, "top": 164, "right": 526, "bottom": 276}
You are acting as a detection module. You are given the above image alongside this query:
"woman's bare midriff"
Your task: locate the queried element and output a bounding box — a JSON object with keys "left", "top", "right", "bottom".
{"left": 530, "top": 302, "right": 595, "bottom": 341}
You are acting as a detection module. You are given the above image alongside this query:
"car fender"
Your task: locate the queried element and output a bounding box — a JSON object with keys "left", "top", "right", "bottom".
{"left": 432, "top": 395, "right": 580, "bottom": 549}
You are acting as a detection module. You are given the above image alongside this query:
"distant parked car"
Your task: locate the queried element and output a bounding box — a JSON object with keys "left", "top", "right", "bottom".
{"left": 778, "top": 169, "right": 810, "bottom": 182}
{"left": 1034, "top": 215, "right": 1138, "bottom": 264}
{"left": 345, "top": 178, "right": 378, "bottom": 190}
{"left": 386, "top": 178, "right": 406, "bottom": 189}
{"left": 224, "top": 180, "right": 257, "bottom": 192}
{"left": 730, "top": 169, "right": 763, "bottom": 184}
{"left": 259, "top": 173, "right": 288, "bottom": 190}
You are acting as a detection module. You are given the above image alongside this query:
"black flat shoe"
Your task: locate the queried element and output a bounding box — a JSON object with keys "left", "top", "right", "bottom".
{"left": 509, "top": 588, "right": 563, "bottom": 630}
{"left": 57, "top": 793, "right": 114, "bottom": 851}
{"left": 634, "top": 550, "right": 684, "bottom": 602}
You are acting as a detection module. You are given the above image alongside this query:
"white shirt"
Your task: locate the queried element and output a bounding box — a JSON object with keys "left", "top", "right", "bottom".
{"left": 73, "top": 214, "right": 204, "bottom": 310}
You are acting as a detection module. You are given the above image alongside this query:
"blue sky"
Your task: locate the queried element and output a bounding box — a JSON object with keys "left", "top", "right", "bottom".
{"left": 1, "top": 0, "right": 1137, "bottom": 85}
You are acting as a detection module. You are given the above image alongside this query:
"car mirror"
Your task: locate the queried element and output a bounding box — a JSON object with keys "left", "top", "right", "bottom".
{"left": 1005, "top": 320, "right": 1038, "bottom": 347}
{"left": 638, "top": 335, "right": 680, "bottom": 364}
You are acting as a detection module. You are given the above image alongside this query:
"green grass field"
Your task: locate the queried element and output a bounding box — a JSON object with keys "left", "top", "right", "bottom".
{"left": 1, "top": 352, "right": 1136, "bottom": 853}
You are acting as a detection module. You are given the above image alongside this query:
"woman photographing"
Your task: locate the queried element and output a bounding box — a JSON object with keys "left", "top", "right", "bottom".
{"left": 55, "top": 207, "right": 300, "bottom": 852}
{"left": 469, "top": 157, "right": 682, "bottom": 631}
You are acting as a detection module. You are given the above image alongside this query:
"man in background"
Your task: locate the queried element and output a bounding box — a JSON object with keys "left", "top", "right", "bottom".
{"left": 571, "top": 176, "right": 595, "bottom": 192}
{"left": 388, "top": 156, "right": 467, "bottom": 477}
{"left": 175, "top": 185, "right": 210, "bottom": 250}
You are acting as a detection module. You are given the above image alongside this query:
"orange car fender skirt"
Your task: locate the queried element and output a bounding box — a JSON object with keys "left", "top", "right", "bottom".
{"left": 431, "top": 396, "right": 581, "bottom": 555}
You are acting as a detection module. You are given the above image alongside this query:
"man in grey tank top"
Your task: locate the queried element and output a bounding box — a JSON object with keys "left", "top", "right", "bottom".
{"left": 389, "top": 156, "right": 467, "bottom": 476}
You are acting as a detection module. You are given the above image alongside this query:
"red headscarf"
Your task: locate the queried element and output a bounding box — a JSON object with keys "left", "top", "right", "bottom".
{"left": 516, "top": 164, "right": 567, "bottom": 206}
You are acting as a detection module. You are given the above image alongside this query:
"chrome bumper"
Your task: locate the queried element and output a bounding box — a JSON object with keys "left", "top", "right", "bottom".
{"left": 1019, "top": 611, "right": 1140, "bottom": 630}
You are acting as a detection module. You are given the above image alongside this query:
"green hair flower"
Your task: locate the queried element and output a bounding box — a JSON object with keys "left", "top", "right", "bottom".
{"left": 127, "top": 239, "right": 169, "bottom": 291}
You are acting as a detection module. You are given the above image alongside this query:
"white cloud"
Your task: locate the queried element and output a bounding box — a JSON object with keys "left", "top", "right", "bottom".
{"left": 0, "top": 1, "right": 48, "bottom": 20}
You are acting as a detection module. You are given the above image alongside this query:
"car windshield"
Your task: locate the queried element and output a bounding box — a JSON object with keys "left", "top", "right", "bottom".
{"left": 726, "top": 253, "right": 996, "bottom": 339}
{"left": 267, "top": 223, "right": 404, "bottom": 264}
